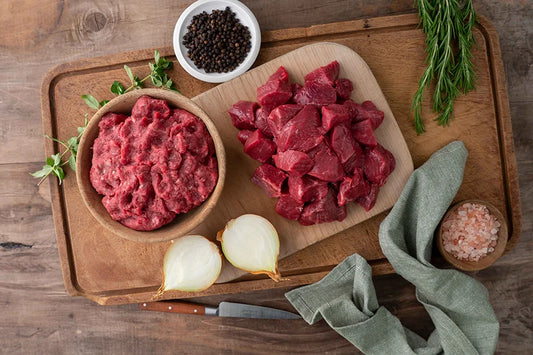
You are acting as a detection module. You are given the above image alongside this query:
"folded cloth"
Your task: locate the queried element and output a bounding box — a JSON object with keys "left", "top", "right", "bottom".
{"left": 286, "top": 141, "right": 499, "bottom": 355}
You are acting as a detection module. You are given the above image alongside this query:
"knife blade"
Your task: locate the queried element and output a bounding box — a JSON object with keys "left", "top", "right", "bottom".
{"left": 139, "top": 301, "right": 300, "bottom": 320}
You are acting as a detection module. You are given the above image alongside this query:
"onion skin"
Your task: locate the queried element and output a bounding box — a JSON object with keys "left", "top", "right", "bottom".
{"left": 217, "top": 214, "right": 282, "bottom": 282}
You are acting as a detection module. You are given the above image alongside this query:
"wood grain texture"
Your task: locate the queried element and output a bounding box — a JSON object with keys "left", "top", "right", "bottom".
{"left": 1, "top": 0, "right": 531, "bottom": 353}
{"left": 40, "top": 13, "right": 518, "bottom": 305}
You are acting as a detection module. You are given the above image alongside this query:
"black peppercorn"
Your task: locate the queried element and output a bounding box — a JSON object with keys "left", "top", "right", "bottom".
{"left": 183, "top": 6, "right": 252, "bottom": 73}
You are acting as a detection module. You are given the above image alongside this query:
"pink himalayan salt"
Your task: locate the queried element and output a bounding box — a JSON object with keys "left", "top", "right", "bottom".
{"left": 441, "top": 203, "right": 501, "bottom": 262}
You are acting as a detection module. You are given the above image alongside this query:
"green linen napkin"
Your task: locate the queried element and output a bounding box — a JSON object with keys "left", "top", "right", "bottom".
{"left": 286, "top": 141, "right": 499, "bottom": 355}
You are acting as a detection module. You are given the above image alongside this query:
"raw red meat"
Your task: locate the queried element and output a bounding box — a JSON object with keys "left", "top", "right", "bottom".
{"left": 307, "top": 142, "right": 344, "bottom": 182}
{"left": 254, "top": 107, "right": 273, "bottom": 137}
{"left": 293, "top": 81, "right": 337, "bottom": 107}
{"left": 356, "top": 183, "right": 380, "bottom": 211}
{"left": 275, "top": 194, "right": 304, "bottom": 221}
{"left": 299, "top": 187, "right": 346, "bottom": 226}
{"left": 132, "top": 95, "right": 170, "bottom": 120}
{"left": 330, "top": 123, "right": 357, "bottom": 165}
{"left": 352, "top": 119, "right": 377, "bottom": 146}
{"left": 321, "top": 104, "right": 350, "bottom": 132}
{"left": 337, "top": 168, "right": 371, "bottom": 206}
{"left": 273, "top": 150, "right": 314, "bottom": 177}
{"left": 363, "top": 144, "right": 396, "bottom": 186}
{"left": 305, "top": 60, "right": 340, "bottom": 85}
{"left": 228, "top": 101, "right": 257, "bottom": 130}
{"left": 251, "top": 164, "right": 287, "bottom": 198}
{"left": 244, "top": 130, "right": 276, "bottom": 163}
{"left": 237, "top": 129, "right": 254, "bottom": 144}
{"left": 334, "top": 78, "right": 353, "bottom": 100}
{"left": 343, "top": 99, "right": 361, "bottom": 121}
{"left": 257, "top": 67, "right": 292, "bottom": 111}
{"left": 342, "top": 141, "right": 364, "bottom": 174}
{"left": 360, "top": 101, "right": 385, "bottom": 129}
{"left": 267, "top": 104, "right": 303, "bottom": 138}
{"left": 288, "top": 175, "right": 329, "bottom": 203}
{"left": 91, "top": 96, "right": 218, "bottom": 231}
{"left": 276, "top": 105, "right": 324, "bottom": 152}
{"left": 228, "top": 61, "right": 395, "bottom": 225}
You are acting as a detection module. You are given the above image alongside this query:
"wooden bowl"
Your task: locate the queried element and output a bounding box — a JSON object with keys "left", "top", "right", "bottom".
{"left": 76, "top": 89, "right": 226, "bottom": 243}
{"left": 436, "top": 199, "right": 508, "bottom": 271}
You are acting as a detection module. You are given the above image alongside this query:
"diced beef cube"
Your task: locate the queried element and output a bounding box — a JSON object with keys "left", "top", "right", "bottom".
{"left": 299, "top": 187, "right": 346, "bottom": 226}
{"left": 132, "top": 95, "right": 170, "bottom": 120}
{"left": 251, "top": 164, "right": 287, "bottom": 198}
{"left": 276, "top": 106, "right": 324, "bottom": 152}
{"left": 290, "top": 83, "right": 303, "bottom": 102}
{"left": 343, "top": 99, "right": 361, "bottom": 121}
{"left": 337, "top": 168, "right": 371, "bottom": 206}
{"left": 330, "top": 123, "right": 357, "bottom": 165}
{"left": 267, "top": 104, "right": 303, "bottom": 138}
{"left": 288, "top": 175, "right": 329, "bottom": 203}
{"left": 321, "top": 104, "right": 350, "bottom": 132}
{"left": 228, "top": 101, "right": 258, "bottom": 130}
{"left": 273, "top": 150, "right": 314, "bottom": 177}
{"left": 237, "top": 129, "right": 254, "bottom": 145}
{"left": 244, "top": 130, "right": 276, "bottom": 163}
{"left": 275, "top": 194, "right": 304, "bottom": 221}
{"left": 363, "top": 144, "right": 395, "bottom": 186}
{"left": 356, "top": 183, "right": 380, "bottom": 211}
{"left": 257, "top": 67, "right": 292, "bottom": 111}
{"left": 342, "top": 141, "right": 364, "bottom": 174}
{"left": 360, "top": 101, "right": 385, "bottom": 130}
{"left": 352, "top": 119, "right": 377, "bottom": 146}
{"left": 293, "top": 81, "right": 337, "bottom": 107}
{"left": 334, "top": 78, "right": 354, "bottom": 100}
{"left": 304, "top": 61, "right": 340, "bottom": 86}
{"left": 254, "top": 107, "right": 273, "bottom": 138}
{"left": 307, "top": 142, "right": 344, "bottom": 182}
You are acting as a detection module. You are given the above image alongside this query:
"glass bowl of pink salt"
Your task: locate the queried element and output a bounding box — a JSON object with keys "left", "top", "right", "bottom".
{"left": 436, "top": 200, "right": 508, "bottom": 271}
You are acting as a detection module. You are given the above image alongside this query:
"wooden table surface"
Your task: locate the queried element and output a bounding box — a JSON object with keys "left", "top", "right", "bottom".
{"left": 1, "top": 0, "right": 531, "bottom": 353}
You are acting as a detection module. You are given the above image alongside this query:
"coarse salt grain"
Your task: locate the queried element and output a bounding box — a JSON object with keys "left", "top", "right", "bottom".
{"left": 441, "top": 203, "right": 500, "bottom": 262}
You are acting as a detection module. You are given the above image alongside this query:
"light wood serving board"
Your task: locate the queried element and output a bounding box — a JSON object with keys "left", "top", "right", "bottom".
{"left": 41, "top": 13, "right": 521, "bottom": 305}
{"left": 190, "top": 42, "right": 413, "bottom": 283}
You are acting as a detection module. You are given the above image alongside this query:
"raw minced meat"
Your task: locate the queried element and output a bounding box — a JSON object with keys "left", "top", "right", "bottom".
{"left": 90, "top": 95, "right": 218, "bottom": 231}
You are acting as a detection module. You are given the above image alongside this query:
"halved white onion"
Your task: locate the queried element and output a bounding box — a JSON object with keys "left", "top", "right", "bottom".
{"left": 157, "top": 235, "right": 222, "bottom": 294}
{"left": 217, "top": 214, "right": 281, "bottom": 281}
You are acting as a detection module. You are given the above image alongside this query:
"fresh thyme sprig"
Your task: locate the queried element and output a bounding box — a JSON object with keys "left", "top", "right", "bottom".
{"left": 32, "top": 50, "right": 177, "bottom": 185}
{"left": 412, "top": 0, "right": 477, "bottom": 134}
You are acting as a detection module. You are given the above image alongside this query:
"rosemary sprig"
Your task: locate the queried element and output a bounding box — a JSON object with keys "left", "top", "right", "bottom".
{"left": 33, "top": 50, "right": 177, "bottom": 185}
{"left": 412, "top": 0, "right": 477, "bottom": 134}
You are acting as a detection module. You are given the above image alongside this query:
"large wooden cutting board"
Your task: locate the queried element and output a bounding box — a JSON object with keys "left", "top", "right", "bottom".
{"left": 188, "top": 42, "right": 413, "bottom": 283}
{"left": 41, "top": 13, "right": 521, "bottom": 305}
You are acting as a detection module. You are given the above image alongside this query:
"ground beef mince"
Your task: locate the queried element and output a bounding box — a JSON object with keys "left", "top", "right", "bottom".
{"left": 228, "top": 61, "right": 395, "bottom": 226}
{"left": 90, "top": 95, "right": 218, "bottom": 231}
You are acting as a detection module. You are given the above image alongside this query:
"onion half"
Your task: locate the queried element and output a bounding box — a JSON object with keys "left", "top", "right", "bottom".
{"left": 156, "top": 235, "right": 222, "bottom": 295}
{"left": 217, "top": 214, "right": 281, "bottom": 281}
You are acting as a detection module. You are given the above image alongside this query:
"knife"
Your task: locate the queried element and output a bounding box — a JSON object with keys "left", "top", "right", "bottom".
{"left": 139, "top": 301, "right": 301, "bottom": 320}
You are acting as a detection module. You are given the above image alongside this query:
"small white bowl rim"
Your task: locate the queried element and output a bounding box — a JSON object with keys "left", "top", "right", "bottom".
{"left": 173, "top": 0, "right": 261, "bottom": 83}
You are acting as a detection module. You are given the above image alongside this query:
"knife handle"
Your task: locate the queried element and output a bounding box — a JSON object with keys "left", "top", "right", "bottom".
{"left": 139, "top": 301, "right": 206, "bottom": 315}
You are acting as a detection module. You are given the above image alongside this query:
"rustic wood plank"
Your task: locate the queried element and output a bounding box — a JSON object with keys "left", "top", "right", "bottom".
{"left": 0, "top": 0, "right": 531, "bottom": 353}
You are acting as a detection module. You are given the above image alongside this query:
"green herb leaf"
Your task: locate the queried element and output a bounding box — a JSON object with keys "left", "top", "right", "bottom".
{"left": 154, "top": 50, "right": 160, "bottom": 66}
{"left": 165, "top": 79, "right": 173, "bottom": 89}
{"left": 77, "top": 126, "right": 86, "bottom": 135}
{"left": 124, "top": 65, "right": 134, "bottom": 82}
{"left": 31, "top": 164, "right": 53, "bottom": 178}
{"left": 111, "top": 81, "right": 125, "bottom": 95}
{"left": 100, "top": 100, "right": 110, "bottom": 106}
{"left": 53, "top": 166, "right": 65, "bottom": 182}
{"left": 82, "top": 95, "right": 100, "bottom": 110}
{"left": 151, "top": 74, "right": 163, "bottom": 87}
{"left": 46, "top": 157, "right": 54, "bottom": 166}
{"left": 68, "top": 155, "right": 77, "bottom": 171}
{"left": 134, "top": 75, "right": 143, "bottom": 88}
{"left": 52, "top": 153, "right": 61, "bottom": 166}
